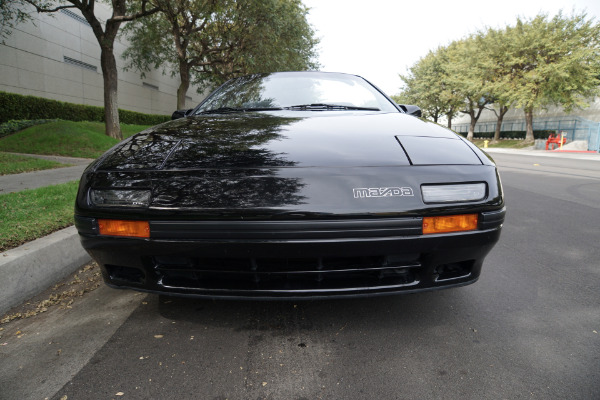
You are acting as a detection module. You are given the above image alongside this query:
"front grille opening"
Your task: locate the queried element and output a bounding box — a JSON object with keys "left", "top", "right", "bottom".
{"left": 322, "top": 256, "right": 382, "bottom": 270}
{"left": 155, "top": 255, "right": 194, "bottom": 268}
{"left": 153, "top": 255, "right": 422, "bottom": 293}
{"left": 106, "top": 265, "right": 145, "bottom": 284}
{"left": 159, "top": 267, "right": 419, "bottom": 292}
{"left": 197, "top": 258, "right": 254, "bottom": 270}
{"left": 434, "top": 260, "right": 474, "bottom": 281}
{"left": 254, "top": 258, "right": 316, "bottom": 271}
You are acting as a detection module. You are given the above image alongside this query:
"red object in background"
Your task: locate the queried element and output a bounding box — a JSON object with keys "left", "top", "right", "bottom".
{"left": 546, "top": 133, "right": 567, "bottom": 150}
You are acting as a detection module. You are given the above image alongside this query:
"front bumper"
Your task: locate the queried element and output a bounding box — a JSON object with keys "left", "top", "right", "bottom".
{"left": 75, "top": 209, "right": 505, "bottom": 299}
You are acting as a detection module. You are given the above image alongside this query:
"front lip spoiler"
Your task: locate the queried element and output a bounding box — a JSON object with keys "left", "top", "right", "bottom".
{"left": 105, "top": 277, "right": 479, "bottom": 301}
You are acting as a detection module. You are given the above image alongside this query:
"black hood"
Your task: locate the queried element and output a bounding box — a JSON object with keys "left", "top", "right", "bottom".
{"left": 94, "top": 112, "right": 483, "bottom": 171}
{"left": 78, "top": 112, "right": 500, "bottom": 219}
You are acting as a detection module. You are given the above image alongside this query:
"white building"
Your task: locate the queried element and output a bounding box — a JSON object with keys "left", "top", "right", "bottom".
{"left": 0, "top": 4, "right": 205, "bottom": 116}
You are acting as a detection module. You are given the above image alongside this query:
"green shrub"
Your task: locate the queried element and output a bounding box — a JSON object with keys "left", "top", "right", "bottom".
{"left": 457, "top": 130, "right": 553, "bottom": 140}
{"left": 0, "top": 91, "right": 170, "bottom": 125}
{"left": 119, "top": 108, "right": 171, "bottom": 125}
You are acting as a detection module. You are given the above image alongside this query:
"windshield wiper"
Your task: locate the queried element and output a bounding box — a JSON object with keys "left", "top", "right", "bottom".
{"left": 198, "top": 107, "right": 244, "bottom": 114}
{"left": 244, "top": 107, "right": 284, "bottom": 112}
{"left": 284, "top": 103, "right": 380, "bottom": 111}
{"left": 197, "top": 107, "right": 283, "bottom": 114}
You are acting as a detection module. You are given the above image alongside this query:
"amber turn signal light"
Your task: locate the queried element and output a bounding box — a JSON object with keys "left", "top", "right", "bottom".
{"left": 423, "top": 214, "right": 478, "bottom": 235}
{"left": 98, "top": 219, "right": 150, "bottom": 238}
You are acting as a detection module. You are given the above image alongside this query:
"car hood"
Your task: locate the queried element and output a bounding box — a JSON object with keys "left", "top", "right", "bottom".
{"left": 93, "top": 112, "right": 484, "bottom": 171}
{"left": 79, "top": 112, "right": 502, "bottom": 218}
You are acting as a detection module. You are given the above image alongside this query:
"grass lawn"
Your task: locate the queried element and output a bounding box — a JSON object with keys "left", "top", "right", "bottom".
{"left": 0, "top": 181, "right": 79, "bottom": 252}
{"left": 0, "top": 120, "right": 153, "bottom": 249}
{"left": 0, "top": 152, "right": 70, "bottom": 175}
{"left": 0, "top": 120, "right": 151, "bottom": 158}
{"left": 472, "top": 139, "right": 534, "bottom": 149}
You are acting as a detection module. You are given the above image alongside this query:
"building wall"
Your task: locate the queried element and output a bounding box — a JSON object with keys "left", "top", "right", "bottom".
{"left": 0, "top": 4, "right": 206, "bottom": 116}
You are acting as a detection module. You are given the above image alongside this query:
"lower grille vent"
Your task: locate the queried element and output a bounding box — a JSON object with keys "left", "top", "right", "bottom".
{"left": 154, "top": 255, "right": 421, "bottom": 293}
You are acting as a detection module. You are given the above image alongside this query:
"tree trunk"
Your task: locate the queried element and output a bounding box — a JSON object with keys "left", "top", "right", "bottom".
{"left": 467, "top": 120, "right": 475, "bottom": 141}
{"left": 177, "top": 62, "right": 190, "bottom": 110}
{"left": 524, "top": 108, "right": 534, "bottom": 142}
{"left": 24, "top": 0, "right": 158, "bottom": 139}
{"left": 467, "top": 103, "right": 489, "bottom": 141}
{"left": 494, "top": 117, "right": 502, "bottom": 142}
{"left": 467, "top": 112, "right": 476, "bottom": 141}
{"left": 100, "top": 46, "right": 122, "bottom": 140}
{"left": 492, "top": 105, "right": 509, "bottom": 142}
{"left": 447, "top": 113, "right": 452, "bottom": 129}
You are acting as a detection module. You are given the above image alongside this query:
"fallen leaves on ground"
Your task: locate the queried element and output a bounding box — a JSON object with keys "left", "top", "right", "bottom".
{"left": 0, "top": 262, "right": 101, "bottom": 325}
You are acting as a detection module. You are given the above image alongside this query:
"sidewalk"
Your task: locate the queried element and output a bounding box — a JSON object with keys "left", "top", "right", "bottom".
{"left": 0, "top": 153, "right": 94, "bottom": 315}
{"left": 484, "top": 147, "right": 600, "bottom": 161}
{"left": 0, "top": 153, "right": 94, "bottom": 193}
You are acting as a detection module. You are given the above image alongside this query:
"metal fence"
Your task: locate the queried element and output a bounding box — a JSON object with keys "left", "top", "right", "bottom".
{"left": 453, "top": 116, "right": 600, "bottom": 152}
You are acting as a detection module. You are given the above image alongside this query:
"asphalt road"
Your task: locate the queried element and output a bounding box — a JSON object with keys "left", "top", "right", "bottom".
{"left": 1, "top": 152, "right": 599, "bottom": 400}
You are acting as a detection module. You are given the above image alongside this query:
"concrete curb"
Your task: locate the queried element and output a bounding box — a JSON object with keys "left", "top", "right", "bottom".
{"left": 484, "top": 147, "right": 600, "bottom": 161}
{"left": 0, "top": 226, "right": 91, "bottom": 315}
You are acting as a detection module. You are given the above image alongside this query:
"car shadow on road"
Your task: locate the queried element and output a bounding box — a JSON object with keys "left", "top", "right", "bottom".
{"left": 152, "top": 288, "right": 474, "bottom": 334}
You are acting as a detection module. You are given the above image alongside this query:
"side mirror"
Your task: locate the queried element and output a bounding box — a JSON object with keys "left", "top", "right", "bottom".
{"left": 171, "top": 109, "right": 193, "bottom": 120}
{"left": 396, "top": 104, "right": 422, "bottom": 118}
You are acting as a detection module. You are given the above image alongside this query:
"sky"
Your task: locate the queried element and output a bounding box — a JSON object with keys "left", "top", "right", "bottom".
{"left": 302, "top": 0, "right": 600, "bottom": 96}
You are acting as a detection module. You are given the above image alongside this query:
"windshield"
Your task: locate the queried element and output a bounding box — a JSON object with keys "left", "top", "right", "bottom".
{"left": 195, "top": 72, "right": 399, "bottom": 113}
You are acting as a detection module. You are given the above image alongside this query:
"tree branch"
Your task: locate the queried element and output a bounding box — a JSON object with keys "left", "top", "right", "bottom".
{"left": 111, "top": 1, "right": 159, "bottom": 22}
{"left": 22, "top": 0, "right": 78, "bottom": 13}
{"left": 189, "top": 19, "right": 207, "bottom": 34}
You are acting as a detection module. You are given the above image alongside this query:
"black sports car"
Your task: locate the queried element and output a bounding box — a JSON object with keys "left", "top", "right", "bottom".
{"left": 75, "top": 71, "right": 505, "bottom": 299}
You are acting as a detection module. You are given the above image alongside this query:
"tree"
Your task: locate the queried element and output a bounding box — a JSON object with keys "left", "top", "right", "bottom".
{"left": 446, "top": 38, "right": 494, "bottom": 141}
{"left": 474, "top": 27, "right": 514, "bottom": 142}
{"left": 498, "top": 12, "right": 600, "bottom": 141}
{"left": 398, "top": 47, "right": 462, "bottom": 126}
{"left": 122, "top": 0, "right": 319, "bottom": 110}
{"left": 398, "top": 52, "right": 444, "bottom": 123}
{"left": 122, "top": 0, "right": 212, "bottom": 110}
{"left": 8, "top": 1, "right": 160, "bottom": 139}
